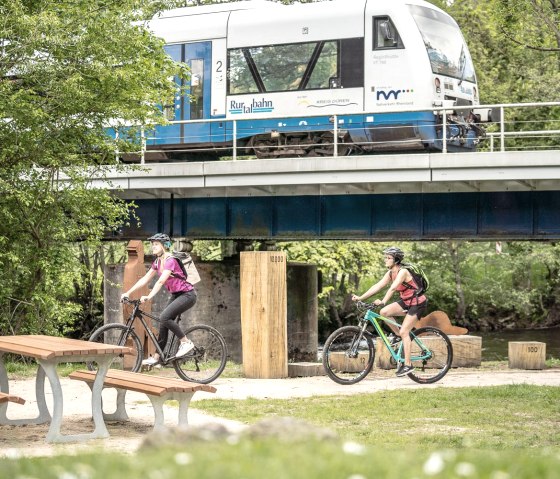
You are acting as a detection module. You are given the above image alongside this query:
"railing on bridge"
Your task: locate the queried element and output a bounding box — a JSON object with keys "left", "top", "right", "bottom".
{"left": 118, "top": 101, "right": 560, "bottom": 163}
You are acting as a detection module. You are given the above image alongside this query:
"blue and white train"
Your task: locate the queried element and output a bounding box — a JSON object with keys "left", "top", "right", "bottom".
{"left": 145, "top": 0, "right": 494, "bottom": 159}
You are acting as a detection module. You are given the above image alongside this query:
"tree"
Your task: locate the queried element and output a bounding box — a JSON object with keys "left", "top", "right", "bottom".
{"left": 0, "top": 0, "right": 187, "bottom": 335}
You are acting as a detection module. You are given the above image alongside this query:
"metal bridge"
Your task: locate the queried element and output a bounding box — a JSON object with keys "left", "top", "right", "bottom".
{"left": 94, "top": 102, "right": 560, "bottom": 241}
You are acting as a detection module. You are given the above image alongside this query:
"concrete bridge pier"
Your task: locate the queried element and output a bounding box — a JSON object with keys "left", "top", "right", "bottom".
{"left": 104, "top": 253, "right": 318, "bottom": 364}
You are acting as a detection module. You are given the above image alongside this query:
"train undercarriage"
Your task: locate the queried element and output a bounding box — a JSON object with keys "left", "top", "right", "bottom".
{"left": 141, "top": 112, "right": 487, "bottom": 162}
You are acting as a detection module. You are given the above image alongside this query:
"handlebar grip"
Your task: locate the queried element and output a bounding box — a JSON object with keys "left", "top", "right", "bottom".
{"left": 121, "top": 297, "right": 140, "bottom": 305}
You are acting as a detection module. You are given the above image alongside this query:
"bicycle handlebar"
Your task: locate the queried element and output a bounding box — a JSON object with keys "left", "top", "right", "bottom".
{"left": 355, "top": 300, "right": 379, "bottom": 312}
{"left": 121, "top": 297, "right": 140, "bottom": 306}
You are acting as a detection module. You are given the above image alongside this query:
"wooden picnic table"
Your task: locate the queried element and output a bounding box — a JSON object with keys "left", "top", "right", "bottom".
{"left": 0, "top": 334, "right": 132, "bottom": 443}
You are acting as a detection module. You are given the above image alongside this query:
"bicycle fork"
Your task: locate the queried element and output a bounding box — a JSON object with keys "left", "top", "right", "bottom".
{"left": 347, "top": 321, "right": 369, "bottom": 358}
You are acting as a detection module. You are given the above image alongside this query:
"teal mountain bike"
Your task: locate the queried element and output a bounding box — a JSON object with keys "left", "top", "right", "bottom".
{"left": 322, "top": 301, "right": 453, "bottom": 385}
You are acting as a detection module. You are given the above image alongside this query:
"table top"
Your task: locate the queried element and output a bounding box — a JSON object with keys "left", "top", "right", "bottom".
{"left": 0, "top": 335, "right": 132, "bottom": 360}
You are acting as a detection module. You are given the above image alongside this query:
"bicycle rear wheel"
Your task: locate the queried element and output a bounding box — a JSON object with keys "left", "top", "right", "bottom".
{"left": 173, "top": 325, "right": 227, "bottom": 384}
{"left": 322, "top": 325, "right": 375, "bottom": 385}
{"left": 87, "top": 324, "right": 143, "bottom": 372}
{"left": 407, "top": 326, "right": 453, "bottom": 384}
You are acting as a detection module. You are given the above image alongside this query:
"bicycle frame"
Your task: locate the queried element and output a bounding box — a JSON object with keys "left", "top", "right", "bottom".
{"left": 361, "top": 308, "right": 432, "bottom": 364}
{"left": 121, "top": 301, "right": 180, "bottom": 365}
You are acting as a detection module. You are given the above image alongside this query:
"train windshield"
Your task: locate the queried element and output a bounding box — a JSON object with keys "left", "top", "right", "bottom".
{"left": 409, "top": 5, "right": 476, "bottom": 83}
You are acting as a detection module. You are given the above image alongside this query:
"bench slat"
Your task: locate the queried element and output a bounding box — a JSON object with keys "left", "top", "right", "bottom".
{"left": 69, "top": 370, "right": 217, "bottom": 396}
{"left": 70, "top": 371, "right": 167, "bottom": 396}
{"left": 97, "top": 369, "right": 216, "bottom": 392}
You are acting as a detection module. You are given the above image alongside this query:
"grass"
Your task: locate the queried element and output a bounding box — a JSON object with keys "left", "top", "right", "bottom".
{"left": 193, "top": 384, "right": 560, "bottom": 450}
{"left": 0, "top": 365, "right": 559, "bottom": 478}
{"left": 1, "top": 440, "right": 559, "bottom": 479}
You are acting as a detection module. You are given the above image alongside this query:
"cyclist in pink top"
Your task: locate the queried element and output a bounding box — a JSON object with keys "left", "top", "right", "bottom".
{"left": 352, "top": 246, "right": 427, "bottom": 377}
{"left": 121, "top": 233, "right": 197, "bottom": 366}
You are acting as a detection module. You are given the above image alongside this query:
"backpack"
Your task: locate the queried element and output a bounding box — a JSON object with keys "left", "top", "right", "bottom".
{"left": 164, "top": 251, "right": 201, "bottom": 285}
{"left": 400, "top": 262, "right": 429, "bottom": 296}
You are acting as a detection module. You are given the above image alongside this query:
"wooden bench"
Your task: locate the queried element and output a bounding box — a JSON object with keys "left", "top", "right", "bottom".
{"left": 0, "top": 392, "right": 25, "bottom": 405}
{"left": 69, "top": 369, "right": 216, "bottom": 432}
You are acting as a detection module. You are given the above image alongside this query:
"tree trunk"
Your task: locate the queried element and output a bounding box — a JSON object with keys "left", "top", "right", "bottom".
{"left": 448, "top": 241, "right": 467, "bottom": 324}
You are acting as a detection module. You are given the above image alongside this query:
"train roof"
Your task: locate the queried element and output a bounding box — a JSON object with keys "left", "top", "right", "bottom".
{"left": 155, "top": 0, "right": 279, "bottom": 19}
{"left": 149, "top": 0, "right": 450, "bottom": 45}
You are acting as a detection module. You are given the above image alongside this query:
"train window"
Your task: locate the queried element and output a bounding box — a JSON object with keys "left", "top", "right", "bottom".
{"left": 189, "top": 59, "right": 204, "bottom": 120}
{"left": 306, "top": 41, "right": 338, "bottom": 89}
{"left": 227, "top": 38, "right": 364, "bottom": 94}
{"left": 252, "top": 43, "right": 317, "bottom": 92}
{"left": 228, "top": 49, "right": 260, "bottom": 94}
{"left": 373, "top": 17, "right": 404, "bottom": 50}
{"left": 409, "top": 5, "right": 476, "bottom": 82}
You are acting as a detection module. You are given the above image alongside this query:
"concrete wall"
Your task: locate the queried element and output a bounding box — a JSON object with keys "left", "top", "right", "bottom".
{"left": 287, "top": 263, "right": 318, "bottom": 362}
{"left": 104, "top": 258, "right": 318, "bottom": 363}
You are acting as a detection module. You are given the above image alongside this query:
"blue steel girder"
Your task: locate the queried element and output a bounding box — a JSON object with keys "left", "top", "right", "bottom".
{"left": 120, "top": 190, "right": 560, "bottom": 240}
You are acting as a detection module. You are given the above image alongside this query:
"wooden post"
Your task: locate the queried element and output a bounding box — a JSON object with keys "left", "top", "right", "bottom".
{"left": 508, "top": 341, "right": 546, "bottom": 370}
{"left": 240, "top": 251, "right": 288, "bottom": 378}
{"left": 123, "top": 240, "right": 155, "bottom": 363}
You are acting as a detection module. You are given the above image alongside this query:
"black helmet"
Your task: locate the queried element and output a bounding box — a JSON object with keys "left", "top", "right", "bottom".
{"left": 383, "top": 246, "right": 404, "bottom": 264}
{"left": 147, "top": 233, "right": 172, "bottom": 247}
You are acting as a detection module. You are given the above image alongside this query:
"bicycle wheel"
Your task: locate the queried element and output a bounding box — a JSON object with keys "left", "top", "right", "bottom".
{"left": 87, "top": 324, "right": 143, "bottom": 372}
{"left": 173, "top": 325, "right": 227, "bottom": 384}
{"left": 407, "top": 326, "right": 453, "bottom": 384}
{"left": 322, "top": 325, "right": 375, "bottom": 385}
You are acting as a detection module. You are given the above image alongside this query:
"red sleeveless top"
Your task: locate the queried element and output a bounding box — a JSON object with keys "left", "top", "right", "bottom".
{"left": 390, "top": 269, "right": 427, "bottom": 306}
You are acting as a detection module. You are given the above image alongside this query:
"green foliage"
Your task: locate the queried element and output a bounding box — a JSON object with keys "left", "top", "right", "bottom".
{"left": 273, "top": 240, "right": 560, "bottom": 334}
{"left": 0, "top": 0, "right": 188, "bottom": 335}
{"left": 277, "top": 241, "right": 390, "bottom": 335}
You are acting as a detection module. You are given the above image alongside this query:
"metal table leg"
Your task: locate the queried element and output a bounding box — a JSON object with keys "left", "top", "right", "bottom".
{"left": 39, "top": 355, "right": 113, "bottom": 443}
{"left": 0, "top": 355, "right": 50, "bottom": 425}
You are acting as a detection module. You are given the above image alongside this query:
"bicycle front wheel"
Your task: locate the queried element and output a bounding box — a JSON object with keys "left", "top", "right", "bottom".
{"left": 173, "top": 325, "right": 227, "bottom": 384}
{"left": 322, "top": 325, "right": 375, "bottom": 385}
{"left": 87, "top": 324, "right": 143, "bottom": 372}
{"left": 408, "top": 326, "right": 453, "bottom": 384}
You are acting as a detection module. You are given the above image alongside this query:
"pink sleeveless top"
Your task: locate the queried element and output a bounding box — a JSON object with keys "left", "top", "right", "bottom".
{"left": 152, "top": 256, "right": 193, "bottom": 294}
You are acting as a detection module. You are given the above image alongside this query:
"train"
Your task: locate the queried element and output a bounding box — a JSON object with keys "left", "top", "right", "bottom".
{"left": 142, "top": 0, "right": 494, "bottom": 160}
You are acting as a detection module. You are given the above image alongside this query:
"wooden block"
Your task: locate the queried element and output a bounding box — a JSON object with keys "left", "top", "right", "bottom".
{"left": 240, "top": 251, "right": 288, "bottom": 378}
{"left": 375, "top": 335, "right": 482, "bottom": 369}
{"left": 288, "top": 362, "right": 325, "bottom": 377}
{"left": 448, "top": 335, "right": 481, "bottom": 367}
{"left": 508, "top": 341, "right": 546, "bottom": 370}
{"left": 375, "top": 338, "right": 396, "bottom": 370}
{"left": 328, "top": 352, "right": 371, "bottom": 373}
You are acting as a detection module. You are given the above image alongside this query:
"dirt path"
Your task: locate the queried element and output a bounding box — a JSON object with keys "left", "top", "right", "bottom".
{"left": 1, "top": 367, "right": 558, "bottom": 458}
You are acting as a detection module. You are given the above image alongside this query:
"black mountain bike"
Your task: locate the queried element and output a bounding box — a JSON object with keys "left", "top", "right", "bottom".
{"left": 88, "top": 298, "right": 227, "bottom": 384}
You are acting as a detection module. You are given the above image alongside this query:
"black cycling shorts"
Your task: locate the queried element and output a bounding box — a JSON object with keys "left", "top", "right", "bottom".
{"left": 397, "top": 299, "right": 427, "bottom": 320}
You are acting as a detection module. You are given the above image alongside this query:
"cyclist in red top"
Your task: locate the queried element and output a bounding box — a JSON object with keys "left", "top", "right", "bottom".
{"left": 352, "top": 246, "right": 427, "bottom": 377}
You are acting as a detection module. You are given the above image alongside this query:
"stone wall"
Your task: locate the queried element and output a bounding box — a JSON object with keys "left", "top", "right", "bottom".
{"left": 104, "top": 258, "right": 318, "bottom": 363}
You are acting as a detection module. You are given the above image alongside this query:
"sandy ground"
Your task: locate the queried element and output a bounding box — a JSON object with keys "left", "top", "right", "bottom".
{"left": 1, "top": 367, "right": 558, "bottom": 458}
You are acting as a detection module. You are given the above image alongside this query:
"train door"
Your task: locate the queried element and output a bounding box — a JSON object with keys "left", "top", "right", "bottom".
{"left": 184, "top": 42, "right": 212, "bottom": 145}
{"left": 152, "top": 42, "right": 212, "bottom": 148}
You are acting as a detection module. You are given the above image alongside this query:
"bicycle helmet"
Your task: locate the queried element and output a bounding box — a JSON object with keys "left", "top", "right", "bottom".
{"left": 382, "top": 246, "right": 405, "bottom": 264}
{"left": 147, "top": 233, "right": 172, "bottom": 249}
